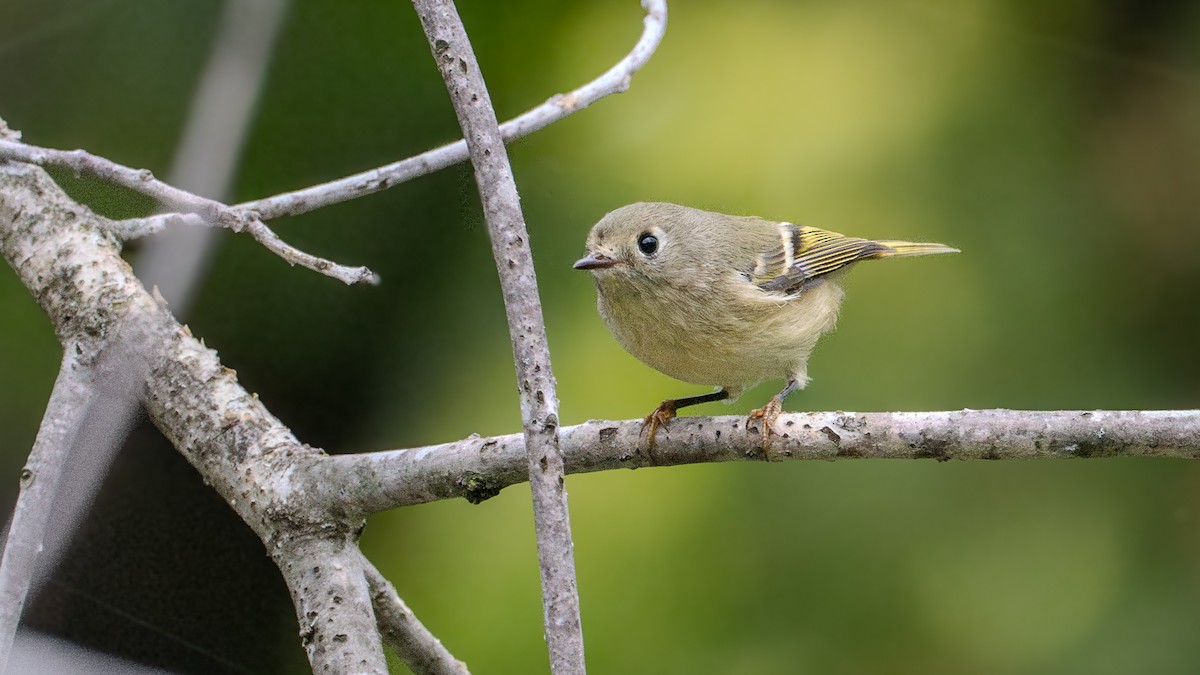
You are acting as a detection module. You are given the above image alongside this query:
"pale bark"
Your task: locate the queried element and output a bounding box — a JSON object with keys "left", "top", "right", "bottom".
{"left": 0, "top": 3, "right": 671, "bottom": 671}
{"left": 0, "top": 160, "right": 385, "bottom": 674}
{"left": 0, "top": 352, "right": 93, "bottom": 672}
{"left": 304, "top": 409, "right": 1200, "bottom": 511}
{"left": 7, "top": 2, "right": 1198, "bottom": 674}
{"left": 361, "top": 553, "right": 468, "bottom": 675}
{"left": 412, "top": 0, "right": 584, "bottom": 672}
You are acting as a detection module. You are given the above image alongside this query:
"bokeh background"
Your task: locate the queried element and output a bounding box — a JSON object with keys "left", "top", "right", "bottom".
{"left": 3, "top": 0, "right": 1200, "bottom": 673}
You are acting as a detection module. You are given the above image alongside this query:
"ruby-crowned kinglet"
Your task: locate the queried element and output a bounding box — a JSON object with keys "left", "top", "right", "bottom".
{"left": 573, "top": 202, "right": 957, "bottom": 450}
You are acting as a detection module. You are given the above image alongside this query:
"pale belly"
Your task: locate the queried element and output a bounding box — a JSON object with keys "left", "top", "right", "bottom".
{"left": 596, "top": 275, "right": 845, "bottom": 391}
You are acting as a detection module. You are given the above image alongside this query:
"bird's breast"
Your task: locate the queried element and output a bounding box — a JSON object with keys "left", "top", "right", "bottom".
{"left": 593, "top": 273, "right": 845, "bottom": 388}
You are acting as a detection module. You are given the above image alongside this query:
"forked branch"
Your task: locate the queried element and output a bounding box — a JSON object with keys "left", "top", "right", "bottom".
{"left": 0, "top": 2, "right": 670, "bottom": 671}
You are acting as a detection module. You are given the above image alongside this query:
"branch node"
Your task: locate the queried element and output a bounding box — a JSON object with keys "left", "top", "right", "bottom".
{"left": 457, "top": 472, "right": 504, "bottom": 505}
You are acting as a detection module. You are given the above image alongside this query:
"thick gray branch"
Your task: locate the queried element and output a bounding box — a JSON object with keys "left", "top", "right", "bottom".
{"left": 3, "top": 71, "right": 1194, "bottom": 674}
{"left": 0, "top": 158, "right": 383, "bottom": 674}
{"left": 0, "top": 5, "right": 672, "bottom": 670}
{"left": 276, "top": 537, "right": 387, "bottom": 674}
{"left": 412, "top": 0, "right": 584, "bottom": 672}
{"left": 0, "top": 351, "right": 93, "bottom": 672}
{"left": 27, "top": 0, "right": 294, "bottom": 623}
{"left": 307, "top": 410, "right": 1200, "bottom": 510}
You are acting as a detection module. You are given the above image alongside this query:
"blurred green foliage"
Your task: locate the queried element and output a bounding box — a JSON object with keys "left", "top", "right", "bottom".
{"left": 2, "top": 0, "right": 1199, "bottom": 673}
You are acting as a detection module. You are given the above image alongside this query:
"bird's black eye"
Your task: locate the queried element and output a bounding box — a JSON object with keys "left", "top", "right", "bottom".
{"left": 637, "top": 232, "right": 659, "bottom": 257}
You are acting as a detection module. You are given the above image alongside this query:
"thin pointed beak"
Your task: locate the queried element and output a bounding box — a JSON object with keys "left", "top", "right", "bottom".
{"left": 573, "top": 253, "right": 619, "bottom": 270}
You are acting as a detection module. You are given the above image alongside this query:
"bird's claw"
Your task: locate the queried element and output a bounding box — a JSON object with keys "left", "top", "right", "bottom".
{"left": 640, "top": 400, "right": 678, "bottom": 452}
{"left": 747, "top": 395, "right": 784, "bottom": 460}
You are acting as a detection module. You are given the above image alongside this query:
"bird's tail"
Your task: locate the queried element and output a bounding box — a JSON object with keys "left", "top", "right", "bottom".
{"left": 872, "top": 240, "right": 960, "bottom": 258}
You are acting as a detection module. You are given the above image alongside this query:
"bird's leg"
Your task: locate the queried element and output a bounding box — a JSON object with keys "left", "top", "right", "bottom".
{"left": 748, "top": 379, "right": 801, "bottom": 459}
{"left": 642, "top": 389, "right": 730, "bottom": 450}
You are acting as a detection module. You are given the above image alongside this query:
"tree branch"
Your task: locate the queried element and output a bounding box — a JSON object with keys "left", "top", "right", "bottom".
{"left": 412, "top": 1, "right": 584, "bottom": 673}
{"left": 275, "top": 537, "right": 388, "bottom": 674}
{"left": 0, "top": 138, "right": 241, "bottom": 228}
{"left": 306, "top": 409, "right": 1200, "bottom": 511}
{"left": 0, "top": 148, "right": 377, "bottom": 675}
{"left": 135, "top": 0, "right": 293, "bottom": 310}
{"left": 0, "top": 3, "right": 671, "bottom": 671}
{"left": 0, "top": 4, "right": 670, "bottom": 670}
{"left": 0, "top": 350, "right": 94, "bottom": 672}
{"left": 0, "top": 0, "right": 668, "bottom": 282}
{"left": 360, "top": 552, "right": 469, "bottom": 675}
{"left": 25, "top": 0, "right": 295, "bottom": 612}
{"left": 114, "top": 0, "right": 667, "bottom": 226}
{"left": 223, "top": 0, "right": 666, "bottom": 221}
{"left": 0, "top": 138, "right": 377, "bottom": 285}
{"left": 6, "top": 103, "right": 1198, "bottom": 674}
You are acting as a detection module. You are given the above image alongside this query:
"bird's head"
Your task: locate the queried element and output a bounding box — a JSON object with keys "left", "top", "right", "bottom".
{"left": 573, "top": 202, "right": 705, "bottom": 286}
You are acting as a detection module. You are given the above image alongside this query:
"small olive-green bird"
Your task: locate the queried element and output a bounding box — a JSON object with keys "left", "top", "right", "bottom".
{"left": 573, "top": 202, "right": 957, "bottom": 448}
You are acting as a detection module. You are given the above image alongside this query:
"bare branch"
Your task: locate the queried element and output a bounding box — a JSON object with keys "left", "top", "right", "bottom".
{"left": 124, "top": 0, "right": 667, "bottom": 225}
{"left": 0, "top": 138, "right": 242, "bottom": 228}
{"left": 360, "top": 553, "right": 469, "bottom": 675}
{"left": 1, "top": 147, "right": 375, "bottom": 675}
{"left": 412, "top": 0, "right": 584, "bottom": 672}
{"left": 276, "top": 538, "right": 388, "bottom": 674}
{"left": 244, "top": 219, "right": 380, "bottom": 285}
{"left": 135, "top": 0, "right": 292, "bottom": 311}
{"left": 307, "top": 410, "right": 1200, "bottom": 511}
{"left": 0, "top": 4, "right": 672, "bottom": 667}
{"left": 0, "top": 3, "right": 671, "bottom": 668}
{"left": 0, "top": 351, "right": 94, "bottom": 672}
{"left": 25, "top": 0, "right": 295, "bottom": 613}
{"left": 0, "top": 139, "right": 377, "bottom": 285}
{"left": 0, "top": 0, "right": 668, "bottom": 282}
{"left": 13, "top": 145, "right": 1193, "bottom": 667}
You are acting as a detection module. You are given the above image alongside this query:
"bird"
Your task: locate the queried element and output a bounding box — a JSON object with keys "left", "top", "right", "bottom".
{"left": 573, "top": 201, "right": 957, "bottom": 453}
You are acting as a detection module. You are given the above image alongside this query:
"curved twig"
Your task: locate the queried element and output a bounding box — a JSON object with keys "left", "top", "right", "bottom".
{"left": 116, "top": 0, "right": 668, "bottom": 226}
{"left": 0, "top": 141, "right": 377, "bottom": 285}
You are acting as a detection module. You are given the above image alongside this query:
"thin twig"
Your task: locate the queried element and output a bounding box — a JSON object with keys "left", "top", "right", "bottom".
{"left": 122, "top": 0, "right": 668, "bottom": 226}
{"left": 0, "top": 0, "right": 668, "bottom": 280}
{"left": 359, "top": 552, "right": 469, "bottom": 675}
{"left": 0, "top": 138, "right": 242, "bottom": 228}
{"left": 244, "top": 219, "right": 380, "bottom": 285}
{"left": 135, "top": 0, "right": 292, "bottom": 311}
{"left": 0, "top": 139, "right": 377, "bottom": 285}
{"left": 412, "top": 0, "right": 585, "bottom": 673}
{"left": 305, "top": 409, "right": 1200, "bottom": 512}
{"left": 0, "top": 350, "right": 94, "bottom": 672}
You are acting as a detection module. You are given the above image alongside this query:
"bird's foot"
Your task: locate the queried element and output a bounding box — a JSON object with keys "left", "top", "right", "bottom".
{"left": 640, "top": 400, "right": 678, "bottom": 453}
{"left": 747, "top": 394, "right": 784, "bottom": 460}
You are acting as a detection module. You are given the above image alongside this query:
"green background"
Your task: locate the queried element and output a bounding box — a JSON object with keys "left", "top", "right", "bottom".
{"left": 2, "top": 0, "right": 1199, "bottom": 673}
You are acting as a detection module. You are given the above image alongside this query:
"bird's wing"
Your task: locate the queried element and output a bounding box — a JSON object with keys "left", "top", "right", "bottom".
{"left": 750, "top": 223, "right": 893, "bottom": 296}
